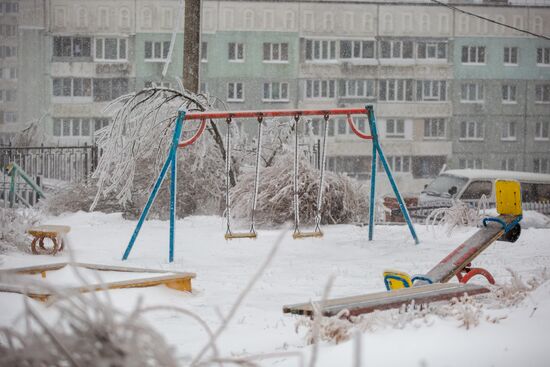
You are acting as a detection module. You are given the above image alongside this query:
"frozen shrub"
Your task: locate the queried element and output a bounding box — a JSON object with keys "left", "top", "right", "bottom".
{"left": 0, "top": 208, "right": 40, "bottom": 253}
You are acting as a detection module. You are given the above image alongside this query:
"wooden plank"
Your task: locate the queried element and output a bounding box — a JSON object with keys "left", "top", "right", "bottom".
{"left": 28, "top": 225, "right": 71, "bottom": 236}
{"left": 424, "top": 215, "right": 519, "bottom": 284}
{"left": 283, "top": 283, "right": 490, "bottom": 317}
{"left": 0, "top": 263, "right": 196, "bottom": 302}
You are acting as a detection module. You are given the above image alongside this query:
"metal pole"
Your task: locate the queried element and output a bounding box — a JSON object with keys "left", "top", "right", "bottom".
{"left": 183, "top": 0, "right": 201, "bottom": 93}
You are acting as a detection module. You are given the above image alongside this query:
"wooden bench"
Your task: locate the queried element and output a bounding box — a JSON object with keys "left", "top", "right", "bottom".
{"left": 27, "top": 225, "right": 71, "bottom": 255}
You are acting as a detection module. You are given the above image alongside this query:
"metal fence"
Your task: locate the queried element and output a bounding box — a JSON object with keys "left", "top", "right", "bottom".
{"left": 0, "top": 172, "right": 43, "bottom": 207}
{"left": 0, "top": 145, "right": 98, "bottom": 183}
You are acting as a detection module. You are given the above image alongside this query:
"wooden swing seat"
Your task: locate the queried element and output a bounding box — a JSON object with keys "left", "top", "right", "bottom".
{"left": 224, "top": 232, "right": 257, "bottom": 240}
{"left": 293, "top": 230, "right": 323, "bottom": 239}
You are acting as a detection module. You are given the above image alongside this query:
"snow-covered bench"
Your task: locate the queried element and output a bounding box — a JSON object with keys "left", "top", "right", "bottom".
{"left": 27, "top": 225, "right": 71, "bottom": 255}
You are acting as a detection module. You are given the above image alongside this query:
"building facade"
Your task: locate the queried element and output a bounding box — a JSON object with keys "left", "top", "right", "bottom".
{"left": 3, "top": 0, "right": 550, "bottom": 190}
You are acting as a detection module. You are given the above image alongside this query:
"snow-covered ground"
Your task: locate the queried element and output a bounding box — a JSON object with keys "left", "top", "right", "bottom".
{"left": 1, "top": 211, "right": 550, "bottom": 366}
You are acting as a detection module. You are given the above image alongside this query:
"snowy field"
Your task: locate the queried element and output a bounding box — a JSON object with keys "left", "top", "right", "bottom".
{"left": 1, "top": 211, "right": 550, "bottom": 366}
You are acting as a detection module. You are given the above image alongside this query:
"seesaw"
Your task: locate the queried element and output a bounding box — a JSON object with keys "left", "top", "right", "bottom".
{"left": 283, "top": 180, "right": 522, "bottom": 317}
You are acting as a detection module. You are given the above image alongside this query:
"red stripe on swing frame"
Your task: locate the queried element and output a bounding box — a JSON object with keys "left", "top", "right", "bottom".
{"left": 184, "top": 107, "right": 369, "bottom": 121}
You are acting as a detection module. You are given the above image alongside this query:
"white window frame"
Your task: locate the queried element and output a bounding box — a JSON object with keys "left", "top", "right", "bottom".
{"left": 227, "top": 82, "right": 244, "bottom": 102}
{"left": 418, "top": 80, "right": 447, "bottom": 102}
{"left": 340, "top": 40, "right": 375, "bottom": 61}
{"left": 501, "top": 121, "right": 517, "bottom": 141}
{"left": 305, "top": 39, "right": 337, "bottom": 62}
{"left": 262, "top": 82, "right": 289, "bottom": 102}
{"left": 502, "top": 84, "right": 517, "bottom": 104}
{"left": 94, "top": 37, "right": 127, "bottom": 62}
{"left": 201, "top": 42, "right": 207, "bottom": 62}
{"left": 537, "top": 47, "right": 550, "bottom": 66}
{"left": 460, "top": 120, "right": 484, "bottom": 141}
{"left": 424, "top": 118, "right": 446, "bottom": 139}
{"left": 503, "top": 46, "right": 518, "bottom": 66}
{"left": 501, "top": 158, "right": 515, "bottom": 171}
{"left": 305, "top": 79, "right": 336, "bottom": 99}
{"left": 52, "top": 77, "right": 93, "bottom": 100}
{"left": 460, "top": 83, "right": 484, "bottom": 103}
{"left": 379, "top": 40, "right": 413, "bottom": 60}
{"left": 461, "top": 46, "right": 486, "bottom": 64}
{"left": 385, "top": 119, "right": 405, "bottom": 139}
{"left": 379, "top": 79, "right": 413, "bottom": 102}
{"left": 53, "top": 117, "right": 97, "bottom": 138}
{"left": 535, "top": 84, "right": 550, "bottom": 104}
{"left": 533, "top": 158, "right": 550, "bottom": 173}
{"left": 228, "top": 42, "right": 245, "bottom": 62}
{"left": 535, "top": 121, "right": 549, "bottom": 141}
{"left": 385, "top": 156, "right": 411, "bottom": 173}
{"left": 340, "top": 79, "right": 375, "bottom": 98}
{"left": 144, "top": 41, "right": 170, "bottom": 62}
{"left": 263, "top": 42, "right": 288, "bottom": 63}
{"left": 459, "top": 158, "right": 482, "bottom": 169}
{"left": 417, "top": 41, "right": 447, "bottom": 61}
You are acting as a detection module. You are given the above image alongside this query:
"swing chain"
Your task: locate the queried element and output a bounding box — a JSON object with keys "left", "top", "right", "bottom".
{"left": 293, "top": 114, "right": 300, "bottom": 234}
{"left": 314, "top": 114, "right": 330, "bottom": 231}
{"left": 249, "top": 115, "right": 264, "bottom": 235}
{"left": 225, "top": 117, "right": 232, "bottom": 236}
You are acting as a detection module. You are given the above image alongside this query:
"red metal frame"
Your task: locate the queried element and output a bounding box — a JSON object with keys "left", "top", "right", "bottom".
{"left": 178, "top": 118, "right": 207, "bottom": 148}
{"left": 455, "top": 263, "right": 496, "bottom": 285}
{"left": 184, "top": 107, "right": 369, "bottom": 121}
{"left": 180, "top": 107, "right": 372, "bottom": 148}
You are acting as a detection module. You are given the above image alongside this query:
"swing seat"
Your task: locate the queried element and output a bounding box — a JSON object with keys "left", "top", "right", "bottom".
{"left": 292, "top": 230, "right": 323, "bottom": 239}
{"left": 224, "top": 232, "right": 258, "bottom": 240}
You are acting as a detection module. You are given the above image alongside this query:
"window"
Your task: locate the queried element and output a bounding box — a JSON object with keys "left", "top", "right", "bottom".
{"left": 385, "top": 156, "right": 411, "bottom": 173}
{"left": 340, "top": 80, "right": 375, "bottom": 98}
{"left": 337, "top": 119, "right": 347, "bottom": 135}
{"left": 53, "top": 36, "right": 91, "bottom": 58}
{"left": 228, "top": 42, "right": 244, "bottom": 62}
{"left": 535, "top": 85, "right": 550, "bottom": 103}
{"left": 459, "top": 158, "right": 482, "bottom": 169}
{"left": 533, "top": 158, "right": 550, "bottom": 173}
{"left": 501, "top": 121, "right": 517, "bottom": 141}
{"left": 535, "top": 121, "right": 549, "bottom": 140}
{"left": 0, "top": 67, "right": 16, "bottom": 80}
{"left": 379, "top": 79, "right": 413, "bottom": 101}
{"left": 340, "top": 40, "right": 375, "bottom": 60}
{"left": 0, "top": 24, "right": 16, "bottom": 37}
{"left": 263, "top": 43, "right": 288, "bottom": 62}
{"left": 460, "top": 121, "right": 484, "bottom": 140}
{"left": 305, "top": 40, "right": 336, "bottom": 62}
{"left": 53, "top": 78, "right": 92, "bottom": 98}
{"left": 503, "top": 47, "right": 518, "bottom": 65}
{"left": 53, "top": 118, "right": 96, "bottom": 137}
{"left": 144, "top": 41, "right": 170, "bottom": 61}
{"left": 537, "top": 48, "right": 550, "bottom": 66}
{"left": 460, "top": 83, "right": 484, "bottom": 103}
{"left": 4, "top": 89, "right": 16, "bottom": 102}
{"left": 0, "top": 3, "right": 18, "bottom": 14}
{"left": 2, "top": 111, "right": 17, "bottom": 123}
{"left": 502, "top": 84, "right": 517, "bottom": 104}
{"left": 93, "top": 78, "right": 128, "bottom": 102}
{"left": 424, "top": 118, "right": 445, "bottom": 139}
{"left": 461, "top": 46, "right": 486, "bottom": 64}
{"left": 380, "top": 40, "right": 413, "bottom": 59}
{"left": 501, "top": 158, "right": 515, "bottom": 171}
{"left": 201, "top": 42, "right": 207, "bottom": 62}
{"left": 417, "top": 80, "right": 447, "bottom": 101}
{"left": 461, "top": 181, "right": 492, "bottom": 200}
{"left": 227, "top": 82, "right": 244, "bottom": 101}
{"left": 95, "top": 38, "right": 127, "bottom": 61}
{"left": 200, "top": 82, "right": 208, "bottom": 93}
{"left": 263, "top": 82, "right": 289, "bottom": 102}
{"left": 305, "top": 80, "right": 336, "bottom": 99}
{"left": 144, "top": 81, "right": 171, "bottom": 88}
{"left": 385, "top": 119, "right": 405, "bottom": 138}
{"left": 417, "top": 42, "right": 447, "bottom": 60}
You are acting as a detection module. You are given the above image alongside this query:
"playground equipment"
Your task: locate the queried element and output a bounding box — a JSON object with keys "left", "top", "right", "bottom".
{"left": 284, "top": 180, "right": 523, "bottom": 317}
{"left": 4, "top": 162, "right": 46, "bottom": 208}
{"left": 27, "top": 225, "right": 71, "bottom": 256}
{"left": 0, "top": 262, "right": 195, "bottom": 302}
{"left": 122, "top": 105, "right": 418, "bottom": 262}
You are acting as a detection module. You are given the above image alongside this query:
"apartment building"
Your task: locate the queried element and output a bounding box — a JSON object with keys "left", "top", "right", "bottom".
{"left": 7, "top": 0, "right": 550, "bottom": 186}
{"left": 0, "top": 1, "right": 20, "bottom": 145}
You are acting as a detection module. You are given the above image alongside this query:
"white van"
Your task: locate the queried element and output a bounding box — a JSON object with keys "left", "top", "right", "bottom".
{"left": 418, "top": 169, "right": 550, "bottom": 207}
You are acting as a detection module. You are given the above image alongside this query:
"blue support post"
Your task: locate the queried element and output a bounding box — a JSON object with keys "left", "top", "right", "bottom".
{"left": 368, "top": 121, "right": 377, "bottom": 241}
{"left": 365, "top": 105, "right": 419, "bottom": 245}
{"left": 169, "top": 134, "right": 178, "bottom": 263}
{"left": 122, "top": 108, "right": 187, "bottom": 261}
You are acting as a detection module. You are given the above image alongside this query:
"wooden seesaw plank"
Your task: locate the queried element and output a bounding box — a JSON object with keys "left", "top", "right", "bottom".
{"left": 424, "top": 215, "right": 519, "bottom": 284}
{"left": 283, "top": 283, "right": 489, "bottom": 317}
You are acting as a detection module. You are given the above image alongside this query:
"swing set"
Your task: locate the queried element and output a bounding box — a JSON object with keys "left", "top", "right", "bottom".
{"left": 122, "top": 105, "right": 418, "bottom": 263}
